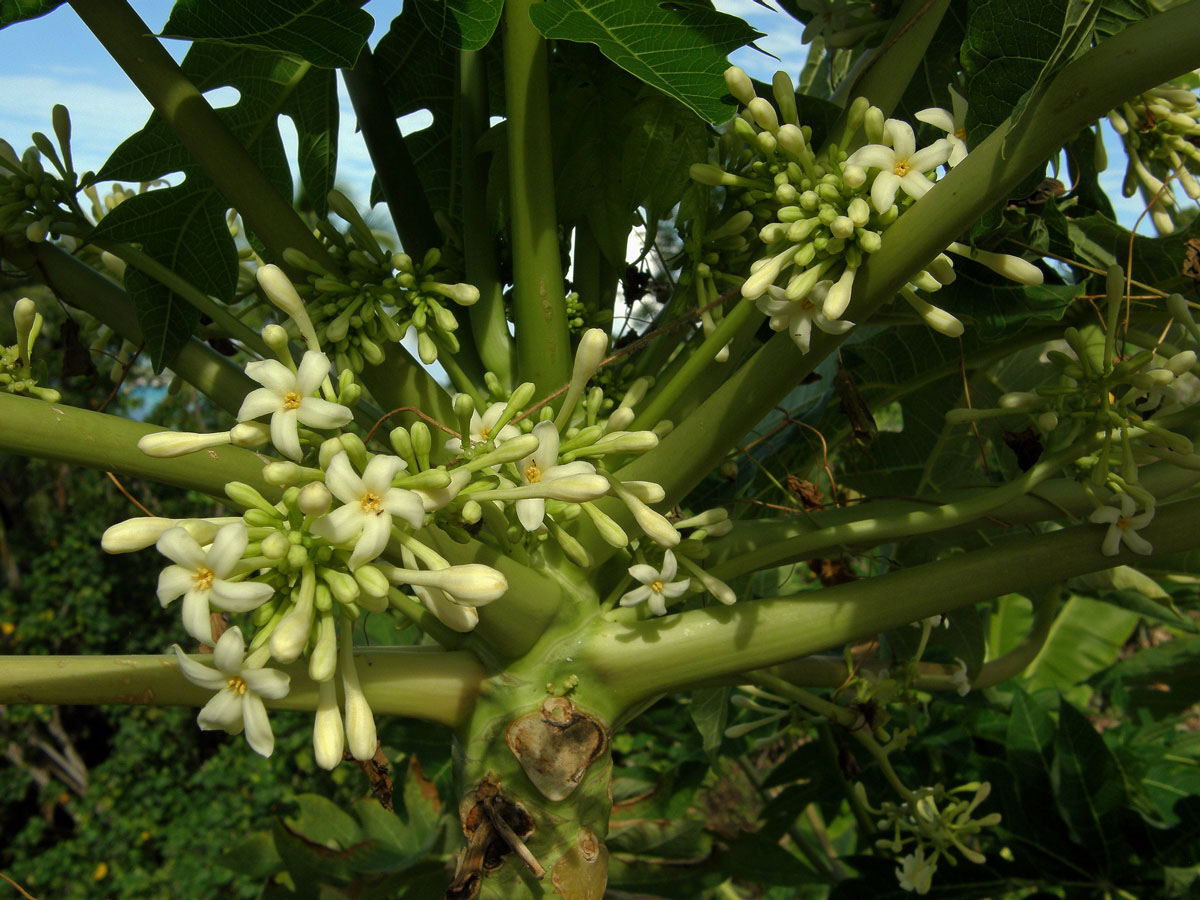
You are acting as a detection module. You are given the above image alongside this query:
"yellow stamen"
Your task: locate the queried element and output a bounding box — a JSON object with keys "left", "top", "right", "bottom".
{"left": 1117, "top": 516, "right": 1131, "bottom": 531}
{"left": 282, "top": 391, "right": 303, "bottom": 410}
{"left": 361, "top": 492, "right": 383, "bottom": 514}
{"left": 194, "top": 566, "right": 215, "bottom": 590}
{"left": 226, "top": 675, "right": 248, "bottom": 695}
{"left": 651, "top": 579, "right": 664, "bottom": 593}
{"left": 524, "top": 462, "right": 542, "bottom": 483}
{"left": 894, "top": 160, "right": 911, "bottom": 177}
{"left": 954, "top": 128, "right": 966, "bottom": 141}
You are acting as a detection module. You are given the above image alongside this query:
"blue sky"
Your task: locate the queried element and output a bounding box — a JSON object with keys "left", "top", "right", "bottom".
{"left": 0, "top": 1, "right": 1150, "bottom": 231}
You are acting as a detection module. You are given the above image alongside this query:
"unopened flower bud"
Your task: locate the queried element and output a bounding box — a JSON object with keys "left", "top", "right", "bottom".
{"left": 723, "top": 66, "right": 756, "bottom": 106}
{"left": 270, "top": 570, "right": 316, "bottom": 663}
{"left": 257, "top": 264, "right": 321, "bottom": 350}
{"left": 340, "top": 624, "right": 376, "bottom": 760}
{"left": 136, "top": 430, "right": 232, "bottom": 458}
{"left": 747, "top": 97, "right": 779, "bottom": 133}
{"left": 230, "top": 422, "right": 271, "bottom": 448}
{"left": 102, "top": 516, "right": 179, "bottom": 553}
{"left": 297, "top": 481, "right": 332, "bottom": 517}
{"left": 313, "top": 679, "right": 344, "bottom": 769}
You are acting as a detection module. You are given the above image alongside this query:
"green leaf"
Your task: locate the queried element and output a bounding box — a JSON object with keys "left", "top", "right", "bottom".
{"left": 0, "top": 0, "right": 60, "bottom": 27}
{"left": 286, "top": 793, "right": 364, "bottom": 849}
{"left": 1024, "top": 595, "right": 1139, "bottom": 692}
{"left": 1065, "top": 213, "right": 1200, "bottom": 296}
{"left": 687, "top": 687, "right": 730, "bottom": 759}
{"left": 1095, "top": 0, "right": 1154, "bottom": 39}
{"left": 413, "top": 0, "right": 504, "bottom": 51}
{"left": 528, "top": 0, "right": 763, "bottom": 124}
{"left": 374, "top": 7, "right": 457, "bottom": 214}
{"left": 1051, "top": 700, "right": 1129, "bottom": 866}
{"left": 162, "top": 0, "right": 373, "bottom": 69}
{"left": 1002, "top": 0, "right": 1103, "bottom": 157}
{"left": 1095, "top": 635, "right": 1200, "bottom": 718}
{"left": 90, "top": 41, "right": 338, "bottom": 367}
{"left": 961, "top": 0, "right": 1068, "bottom": 148}
{"left": 218, "top": 831, "right": 283, "bottom": 879}
{"left": 90, "top": 182, "right": 235, "bottom": 371}
{"left": 1006, "top": 686, "right": 1057, "bottom": 805}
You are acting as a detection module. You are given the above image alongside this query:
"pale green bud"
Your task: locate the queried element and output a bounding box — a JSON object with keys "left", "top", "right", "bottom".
{"left": 582, "top": 501, "right": 628, "bottom": 548}
{"left": 298, "top": 481, "right": 332, "bottom": 516}
{"left": 258, "top": 264, "right": 320, "bottom": 350}
{"left": 230, "top": 422, "right": 271, "bottom": 448}
{"left": 340, "top": 627, "right": 377, "bottom": 760}
{"left": 261, "top": 531, "right": 291, "bottom": 559}
{"left": 226, "top": 481, "right": 281, "bottom": 515}
{"left": 321, "top": 568, "right": 360, "bottom": 605}
{"left": 270, "top": 568, "right": 316, "bottom": 663}
{"left": 264, "top": 461, "right": 307, "bottom": 485}
{"left": 308, "top": 612, "right": 338, "bottom": 684}
{"left": 724, "top": 66, "right": 756, "bottom": 105}
{"left": 137, "top": 429, "right": 232, "bottom": 458}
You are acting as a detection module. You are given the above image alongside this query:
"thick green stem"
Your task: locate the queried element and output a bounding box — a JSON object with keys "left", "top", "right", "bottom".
{"left": 68, "top": 0, "right": 333, "bottom": 269}
{"left": 341, "top": 45, "right": 439, "bottom": 258}
{"left": 584, "top": 495, "right": 1200, "bottom": 712}
{"left": 460, "top": 49, "right": 516, "bottom": 385}
{"left": 503, "top": 0, "right": 571, "bottom": 394}
{"left": 972, "top": 585, "right": 1061, "bottom": 690}
{"left": 0, "top": 647, "right": 483, "bottom": 728}
{"left": 707, "top": 448, "right": 1200, "bottom": 581}
{"left": 0, "top": 392, "right": 274, "bottom": 500}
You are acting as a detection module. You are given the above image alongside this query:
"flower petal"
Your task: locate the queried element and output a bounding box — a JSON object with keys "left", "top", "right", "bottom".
{"left": 1123, "top": 530, "right": 1154, "bottom": 555}
{"left": 207, "top": 522, "right": 248, "bottom": 577}
{"left": 383, "top": 488, "right": 426, "bottom": 529}
{"left": 516, "top": 496, "right": 545, "bottom": 532}
{"left": 172, "top": 645, "right": 225, "bottom": 690}
{"left": 908, "top": 139, "right": 953, "bottom": 172}
{"left": 619, "top": 585, "right": 651, "bottom": 607}
{"left": 415, "top": 585, "right": 479, "bottom": 632}
{"left": 212, "top": 626, "right": 246, "bottom": 672}
{"left": 660, "top": 550, "right": 678, "bottom": 581}
{"left": 197, "top": 689, "right": 244, "bottom": 733}
{"left": 1101, "top": 525, "right": 1123, "bottom": 556}
{"left": 362, "top": 454, "right": 406, "bottom": 493}
{"left": 244, "top": 359, "right": 295, "bottom": 393}
{"left": 324, "top": 452, "right": 365, "bottom": 504}
{"left": 294, "top": 350, "right": 332, "bottom": 394}
{"left": 270, "top": 407, "right": 302, "bottom": 461}
{"left": 156, "top": 527, "right": 206, "bottom": 569}
{"left": 531, "top": 420, "right": 560, "bottom": 471}
{"left": 914, "top": 107, "right": 954, "bottom": 132}
{"left": 297, "top": 396, "right": 353, "bottom": 431}
{"left": 844, "top": 144, "right": 896, "bottom": 171}
{"left": 211, "top": 578, "right": 275, "bottom": 613}
{"left": 628, "top": 563, "right": 659, "bottom": 586}
{"left": 181, "top": 590, "right": 215, "bottom": 645}
{"left": 241, "top": 695, "right": 276, "bottom": 756}
{"left": 350, "top": 513, "right": 392, "bottom": 568}
{"left": 661, "top": 578, "right": 691, "bottom": 598}
{"left": 870, "top": 171, "right": 901, "bottom": 214}
{"left": 886, "top": 119, "right": 916, "bottom": 158}
{"left": 242, "top": 666, "right": 291, "bottom": 700}
{"left": 237, "top": 386, "right": 284, "bottom": 422}
{"left": 312, "top": 503, "right": 365, "bottom": 545}
{"left": 158, "top": 565, "right": 195, "bottom": 606}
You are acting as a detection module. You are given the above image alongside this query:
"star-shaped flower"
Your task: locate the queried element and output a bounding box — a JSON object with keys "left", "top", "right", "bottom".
{"left": 236, "top": 350, "right": 353, "bottom": 460}
{"left": 619, "top": 550, "right": 691, "bottom": 616}
{"left": 1089, "top": 495, "right": 1155, "bottom": 556}
{"left": 173, "top": 626, "right": 290, "bottom": 757}
{"left": 156, "top": 522, "right": 274, "bottom": 645}
{"left": 311, "top": 452, "right": 426, "bottom": 568}
{"left": 514, "top": 421, "right": 603, "bottom": 532}
{"left": 756, "top": 281, "right": 854, "bottom": 354}
{"left": 915, "top": 86, "right": 969, "bottom": 167}
{"left": 444, "top": 400, "right": 520, "bottom": 454}
{"left": 896, "top": 846, "right": 937, "bottom": 894}
{"left": 844, "top": 120, "right": 953, "bottom": 214}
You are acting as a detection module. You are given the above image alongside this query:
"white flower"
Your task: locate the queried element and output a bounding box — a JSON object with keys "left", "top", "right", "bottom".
{"left": 844, "top": 119, "right": 953, "bottom": 214}
{"left": 236, "top": 350, "right": 353, "bottom": 460}
{"left": 172, "top": 626, "right": 290, "bottom": 757}
{"left": 951, "top": 658, "right": 971, "bottom": 697}
{"left": 1089, "top": 495, "right": 1155, "bottom": 556}
{"left": 915, "top": 85, "right": 969, "bottom": 167}
{"left": 619, "top": 550, "right": 691, "bottom": 616}
{"left": 156, "top": 522, "right": 275, "bottom": 645}
{"left": 896, "top": 846, "right": 937, "bottom": 894}
{"left": 444, "top": 401, "right": 520, "bottom": 453}
{"left": 514, "top": 421, "right": 602, "bottom": 531}
{"left": 756, "top": 282, "right": 853, "bottom": 353}
{"left": 311, "top": 452, "right": 426, "bottom": 568}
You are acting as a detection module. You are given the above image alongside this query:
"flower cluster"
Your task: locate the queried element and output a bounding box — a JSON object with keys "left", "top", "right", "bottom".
{"left": 0, "top": 105, "right": 77, "bottom": 245}
{"left": 617, "top": 508, "right": 737, "bottom": 617}
{"left": 1, "top": 297, "right": 61, "bottom": 402}
{"left": 945, "top": 269, "right": 1198, "bottom": 559}
{"left": 690, "top": 69, "right": 1043, "bottom": 354}
{"left": 869, "top": 782, "right": 1002, "bottom": 894}
{"left": 277, "top": 190, "right": 477, "bottom": 372}
{"left": 1106, "top": 79, "right": 1200, "bottom": 235}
